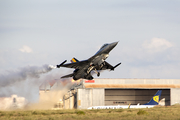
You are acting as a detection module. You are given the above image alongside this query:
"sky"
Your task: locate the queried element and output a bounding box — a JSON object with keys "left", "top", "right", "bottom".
{"left": 1, "top": 0, "right": 180, "bottom": 80}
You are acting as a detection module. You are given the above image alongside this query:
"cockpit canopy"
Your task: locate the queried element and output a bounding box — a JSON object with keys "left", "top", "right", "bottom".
{"left": 100, "top": 43, "right": 108, "bottom": 49}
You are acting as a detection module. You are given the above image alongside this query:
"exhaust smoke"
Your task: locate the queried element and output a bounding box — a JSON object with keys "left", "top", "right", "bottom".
{"left": 0, "top": 64, "right": 60, "bottom": 110}
{"left": 0, "top": 64, "right": 56, "bottom": 88}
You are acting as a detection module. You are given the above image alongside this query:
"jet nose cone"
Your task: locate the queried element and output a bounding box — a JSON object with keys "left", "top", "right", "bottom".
{"left": 111, "top": 41, "right": 118, "bottom": 47}
{"left": 107, "top": 41, "right": 119, "bottom": 52}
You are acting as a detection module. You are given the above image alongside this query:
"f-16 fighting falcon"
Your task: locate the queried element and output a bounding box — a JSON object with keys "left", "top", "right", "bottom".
{"left": 57, "top": 42, "right": 121, "bottom": 80}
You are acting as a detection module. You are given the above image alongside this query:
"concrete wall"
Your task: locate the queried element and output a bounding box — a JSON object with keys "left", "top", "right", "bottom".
{"left": 77, "top": 88, "right": 104, "bottom": 109}
{"left": 92, "top": 89, "right": 104, "bottom": 106}
{"left": 171, "top": 88, "right": 180, "bottom": 105}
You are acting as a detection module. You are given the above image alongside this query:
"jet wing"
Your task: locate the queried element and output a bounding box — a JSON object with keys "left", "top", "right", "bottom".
{"left": 96, "top": 61, "right": 121, "bottom": 70}
{"left": 97, "top": 61, "right": 114, "bottom": 70}
{"left": 60, "top": 60, "right": 89, "bottom": 69}
{"left": 61, "top": 73, "right": 74, "bottom": 78}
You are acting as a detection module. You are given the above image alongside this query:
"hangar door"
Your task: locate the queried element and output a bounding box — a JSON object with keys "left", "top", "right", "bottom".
{"left": 105, "top": 89, "right": 170, "bottom": 106}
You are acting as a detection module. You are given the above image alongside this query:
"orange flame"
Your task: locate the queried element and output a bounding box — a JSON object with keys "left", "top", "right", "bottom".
{"left": 71, "top": 79, "right": 81, "bottom": 83}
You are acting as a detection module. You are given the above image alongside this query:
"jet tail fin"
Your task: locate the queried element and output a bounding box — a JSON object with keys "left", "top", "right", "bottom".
{"left": 143, "top": 90, "right": 162, "bottom": 105}
{"left": 61, "top": 73, "right": 74, "bottom": 78}
{"left": 71, "top": 57, "right": 79, "bottom": 63}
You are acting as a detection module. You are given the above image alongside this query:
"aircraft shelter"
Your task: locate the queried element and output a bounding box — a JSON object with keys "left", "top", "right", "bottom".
{"left": 63, "top": 78, "right": 180, "bottom": 109}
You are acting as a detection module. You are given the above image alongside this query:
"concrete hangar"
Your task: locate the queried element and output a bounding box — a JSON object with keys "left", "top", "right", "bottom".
{"left": 64, "top": 78, "right": 180, "bottom": 109}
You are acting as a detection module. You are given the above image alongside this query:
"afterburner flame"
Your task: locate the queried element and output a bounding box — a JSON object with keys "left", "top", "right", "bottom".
{"left": 71, "top": 79, "right": 80, "bottom": 83}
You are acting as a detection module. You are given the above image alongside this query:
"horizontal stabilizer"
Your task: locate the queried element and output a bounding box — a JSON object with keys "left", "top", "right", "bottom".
{"left": 111, "top": 62, "right": 121, "bottom": 70}
{"left": 61, "top": 73, "right": 74, "bottom": 78}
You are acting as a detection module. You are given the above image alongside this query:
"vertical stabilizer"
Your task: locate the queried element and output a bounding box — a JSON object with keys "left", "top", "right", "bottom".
{"left": 143, "top": 90, "right": 162, "bottom": 105}
{"left": 71, "top": 57, "right": 79, "bottom": 63}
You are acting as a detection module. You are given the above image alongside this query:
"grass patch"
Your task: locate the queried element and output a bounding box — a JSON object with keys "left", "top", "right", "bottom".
{"left": 127, "top": 109, "right": 133, "bottom": 112}
{"left": 137, "top": 109, "right": 149, "bottom": 115}
{"left": 116, "top": 109, "right": 124, "bottom": 112}
{"left": 76, "top": 110, "right": 85, "bottom": 115}
{"left": 0, "top": 106, "right": 180, "bottom": 120}
{"left": 31, "top": 111, "right": 38, "bottom": 115}
{"left": 108, "top": 110, "right": 112, "bottom": 113}
{"left": 0, "top": 112, "right": 6, "bottom": 117}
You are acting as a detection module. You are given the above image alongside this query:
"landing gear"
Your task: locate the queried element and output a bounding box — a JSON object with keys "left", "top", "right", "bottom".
{"left": 94, "top": 69, "right": 100, "bottom": 77}
{"left": 97, "top": 72, "right": 100, "bottom": 77}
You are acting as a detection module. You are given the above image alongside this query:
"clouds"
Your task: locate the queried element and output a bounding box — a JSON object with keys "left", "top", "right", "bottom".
{"left": 0, "top": 0, "right": 180, "bottom": 80}
{"left": 142, "top": 38, "right": 173, "bottom": 53}
{"left": 19, "top": 45, "right": 33, "bottom": 53}
{"left": 139, "top": 38, "right": 175, "bottom": 66}
{"left": 110, "top": 37, "right": 180, "bottom": 79}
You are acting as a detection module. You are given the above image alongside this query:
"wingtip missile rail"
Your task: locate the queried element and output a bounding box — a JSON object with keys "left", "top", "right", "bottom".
{"left": 57, "top": 60, "right": 67, "bottom": 68}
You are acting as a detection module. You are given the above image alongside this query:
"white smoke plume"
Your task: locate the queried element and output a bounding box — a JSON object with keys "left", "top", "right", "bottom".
{"left": 0, "top": 64, "right": 56, "bottom": 88}
{"left": 0, "top": 64, "right": 75, "bottom": 110}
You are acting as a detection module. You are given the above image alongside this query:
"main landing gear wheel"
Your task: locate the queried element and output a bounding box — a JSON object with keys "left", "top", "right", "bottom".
{"left": 97, "top": 72, "right": 100, "bottom": 77}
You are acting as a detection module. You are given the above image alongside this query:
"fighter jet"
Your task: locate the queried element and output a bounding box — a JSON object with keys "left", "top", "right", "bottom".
{"left": 57, "top": 42, "right": 121, "bottom": 80}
